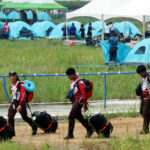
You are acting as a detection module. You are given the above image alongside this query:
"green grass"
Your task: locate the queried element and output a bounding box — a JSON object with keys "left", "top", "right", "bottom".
{"left": 0, "top": 39, "right": 143, "bottom": 103}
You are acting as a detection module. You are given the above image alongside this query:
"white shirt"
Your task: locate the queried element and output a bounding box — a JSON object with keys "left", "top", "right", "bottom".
{"left": 109, "top": 24, "right": 115, "bottom": 31}
{"left": 11, "top": 81, "right": 20, "bottom": 100}
{"left": 141, "top": 77, "right": 148, "bottom": 91}
{"left": 105, "top": 25, "right": 110, "bottom": 33}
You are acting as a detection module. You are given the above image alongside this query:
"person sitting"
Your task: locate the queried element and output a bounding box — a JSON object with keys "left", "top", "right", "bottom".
{"left": 70, "top": 23, "right": 76, "bottom": 39}
{"left": 3, "top": 22, "right": 10, "bottom": 39}
{"left": 105, "top": 23, "right": 110, "bottom": 40}
{"left": 109, "top": 22, "right": 115, "bottom": 36}
{"left": 108, "top": 33, "right": 119, "bottom": 62}
{"left": 61, "top": 25, "right": 68, "bottom": 39}
{"left": 80, "top": 24, "right": 85, "bottom": 39}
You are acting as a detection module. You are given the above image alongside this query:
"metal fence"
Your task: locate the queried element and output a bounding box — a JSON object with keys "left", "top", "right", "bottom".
{"left": 0, "top": 71, "right": 141, "bottom": 108}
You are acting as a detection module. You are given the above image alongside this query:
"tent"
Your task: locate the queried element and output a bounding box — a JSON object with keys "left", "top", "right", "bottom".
{"left": 38, "top": 12, "right": 52, "bottom": 21}
{"left": 122, "top": 39, "right": 150, "bottom": 65}
{"left": 8, "top": 21, "right": 37, "bottom": 40}
{"left": 84, "top": 21, "right": 106, "bottom": 37}
{"left": 26, "top": 11, "right": 33, "bottom": 19}
{"left": 0, "top": 0, "right": 68, "bottom": 11}
{"left": 0, "top": 12, "right": 7, "bottom": 19}
{"left": 113, "top": 21, "right": 141, "bottom": 38}
{"left": 100, "top": 40, "right": 130, "bottom": 64}
{"left": 49, "top": 21, "right": 81, "bottom": 39}
{"left": 7, "top": 11, "right": 19, "bottom": 19}
{"left": 32, "top": 21, "right": 55, "bottom": 37}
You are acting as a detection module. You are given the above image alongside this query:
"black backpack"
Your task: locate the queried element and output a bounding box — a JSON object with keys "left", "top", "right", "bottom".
{"left": 136, "top": 83, "right": 142, "bottom": 96}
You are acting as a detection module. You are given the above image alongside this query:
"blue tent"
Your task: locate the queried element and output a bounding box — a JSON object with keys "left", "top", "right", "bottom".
{"left": 8, "top": 21, "right": 36, "bottom": 40}
{"left": 7, "top": 11, "right": 19, "bottom": 20}
{"left": 49, "top": 21, "right": 81, "bottom": 39}
{"left": 113, "top": 21, "right": 141, "bottom": 38}
{"left": 122, "top": 39, "right": 150, "bottom": 65}
{"left": 0, "top": 12, "right": 7, "bottom": 19}
{"left": 38, "top": 12, "right": 51, "bottom": 21}
{"left": 100, "top": 40, "right": 130, "bottom": 64}
{"left": 26, "top": 11, "right": 33, "bottom": 20}
{"left": 0, "top": 22, "right": 4, "bottom": 28}
{"left": 84, "top": 21, "right": 106, "bottom": 37}
{"left": 32, "top": 21, "right": 56, "bottom": 37}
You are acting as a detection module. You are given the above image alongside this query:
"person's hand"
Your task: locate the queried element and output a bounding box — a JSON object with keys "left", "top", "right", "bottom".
{"left": 16, "top": 106, "right": 22, "bottom": 112}
{"left": 84, "top": 106, "right": 88, "bottom": 112}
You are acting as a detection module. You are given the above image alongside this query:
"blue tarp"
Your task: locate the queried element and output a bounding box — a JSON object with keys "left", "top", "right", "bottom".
{"left": 26, "top": 11, "right": 33, "bottom": 20}
{"left": 8, "top": 21, "right": 36, "bottom": 40}
{"left": 113, "top": 21, "right": 141, "bottom": 38}
{"left": 49, "top": 21, "right": 81, "bottom": 39}
{"left": 38, "top": 12, "right": 51, "bottom": 21}
{"left": 0, "top": 22, "right": 4, "bottom": 28}
{"left": 85, "top": 21, "right": 106, "bottom": 37}
{"left": 123, "top": 39, "right": 150, "bottom": 65}
{"left": 0, "top": 12, "right": 7, "bottom": 19}
{"left": 7, "top": 11, "right": 19, "bottom": 20}
{"left": 32, "top": 21, "right": 56, "bottom": 37}
{"left": 100, "top": 40, "right": 130, "bottom": 64}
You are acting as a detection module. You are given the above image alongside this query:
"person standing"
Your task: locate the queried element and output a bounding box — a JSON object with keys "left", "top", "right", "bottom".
{"left": 8, "top": 71, "right": 37, "bottom": 137}
{"left": 64, "top": 68, "right": 94, "bottom": 140}
{"left": 108, "top": 33, "right": 118, "bottom": 62}
{"left": 87, "top": 22, "right": 95, "bottom": 38}
{"left": 105, "top": 23, "right": 110, "bottom": 40}
{"left": 70, "top": 23, "right": 76, "bottom": 39}
{"left": 3, "top": 22, "right": 10, "bottom": 39}
{"left": 80, "top": 24, "right": 85, "bottom": 39}
{"left": 61, "top": 24, "right": 68, "bottom": 39}
{"left": 109, "top": 22, "right": 115, "bottom": 36}
{"left": 136, "top": 65, "right": 150, "bottom": 134}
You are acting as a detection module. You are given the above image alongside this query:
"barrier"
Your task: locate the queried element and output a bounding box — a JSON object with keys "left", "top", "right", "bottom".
{"left": 0, "top": 71, "right": 141, "bottom": 108}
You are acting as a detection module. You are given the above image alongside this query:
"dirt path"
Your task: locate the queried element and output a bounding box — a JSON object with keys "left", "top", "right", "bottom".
{"left": 12, "top": 117, "right": 143, "bottom": 149}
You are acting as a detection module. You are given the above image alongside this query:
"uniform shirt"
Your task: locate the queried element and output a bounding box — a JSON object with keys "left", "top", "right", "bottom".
{"left": 70, "top": 25, "right": 76, "bottom": 35}
{"left": 70, "top": 76, "right": 87, "bottom": 107}
{"left": 141, "top": 77, "right": 149, "bottom": 98}
{"left": 11, "top": 81, "right": 26, "bottom": 106}
{"left": 108, "top": 37, "right": 118, "bottom": 48}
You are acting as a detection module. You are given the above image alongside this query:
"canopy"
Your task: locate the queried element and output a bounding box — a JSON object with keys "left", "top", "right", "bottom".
{"left": 0, "top": 0, "right": 68, "bottom": 11}
{"left": 66, "top": 0, "right": 150, "bottom": 22}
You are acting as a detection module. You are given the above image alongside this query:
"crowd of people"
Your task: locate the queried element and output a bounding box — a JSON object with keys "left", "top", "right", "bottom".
{"left": 0, "top": 22, "right": 10, "bottom": 39}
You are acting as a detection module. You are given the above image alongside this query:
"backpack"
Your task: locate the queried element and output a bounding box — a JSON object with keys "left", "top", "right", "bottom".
{"left": 136, "top": 83, "right": 142, "bottom": 97}
{"left": 17, "top": 81, "right": 34, "bottom": 102}
{"left": 66, "top": 79, "right": 93, "bottom": 101}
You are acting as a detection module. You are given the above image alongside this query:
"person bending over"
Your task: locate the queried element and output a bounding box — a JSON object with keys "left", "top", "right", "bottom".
{"left": 8, "top": 71, "right": 37, "bottom": 137}
{"left": 64, "top": 68, "right": 94, "bottom": 140}
{"left": 136, "top": 65, "right": 150, "bottom": 134}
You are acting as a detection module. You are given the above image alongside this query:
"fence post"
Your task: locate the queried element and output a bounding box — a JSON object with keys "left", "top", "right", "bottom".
{"left": 2, "top": 77, "right": 11, "bottom": 103}
{"left": 104, "top": 74, "right": 107, "bottom": 108}
{"left": 24, "top": 75, "right": 27, "bottom": 80}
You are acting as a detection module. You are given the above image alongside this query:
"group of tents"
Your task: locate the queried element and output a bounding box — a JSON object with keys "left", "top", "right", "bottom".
{"left": 0, "top": 11, "right": 52, "bottom": 21}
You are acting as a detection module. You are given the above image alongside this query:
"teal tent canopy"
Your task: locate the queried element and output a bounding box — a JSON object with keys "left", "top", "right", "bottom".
{"left": 0, "top": 0, "right": 68, "bottom": 11}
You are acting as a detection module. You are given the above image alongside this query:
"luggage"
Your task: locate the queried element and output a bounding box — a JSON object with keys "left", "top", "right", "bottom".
{"left": 0, "top": 116, "right": 14, "bottom": 140}
{"left": 32, "top": 111, "right": 58, "bottom": 133}
{"left": 87, "top": 114, "right": 113, "bottom": 138}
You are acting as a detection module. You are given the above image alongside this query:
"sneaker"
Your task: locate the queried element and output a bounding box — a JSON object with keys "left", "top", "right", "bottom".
{"left": 85, "top": 130, "right": 94, "bottom": 138}
{"left": 32, "top": 124, "right": 38, "bottom": 136}
{"left": 64, "top": 135, "right": 74, "bottom": 140}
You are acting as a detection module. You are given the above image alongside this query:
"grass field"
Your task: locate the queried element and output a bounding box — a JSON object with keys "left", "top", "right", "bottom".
{"left": 0, "top": 39, "right": 142, "bottom": 103}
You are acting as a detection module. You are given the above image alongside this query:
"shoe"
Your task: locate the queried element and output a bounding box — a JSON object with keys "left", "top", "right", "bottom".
{"left": 64, "top": 135, "right": 74, "bottom": 140}
{"left": 85, "top": 130, "right": 94, "bottom": 138}
{"left": 140, "top": 130, "right": 149, "bottom": 135}
{"left": 32, "top": 124, "right": 38, "bottom": 136}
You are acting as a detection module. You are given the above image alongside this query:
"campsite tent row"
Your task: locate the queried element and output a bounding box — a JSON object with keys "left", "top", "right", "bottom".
{"left": 0, "top": 20, "right": 141, "bottom": 39}
{"left": 0, "top": 11, "right": 52, "bottom": 21}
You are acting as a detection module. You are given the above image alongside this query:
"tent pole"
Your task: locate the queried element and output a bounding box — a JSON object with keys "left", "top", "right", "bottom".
{"left": 101, "top": 14, "right": 104, "bottom": 40}
{"left": 124, "top": 19, "right": 126, "bottom": 38}
{"left": 66, "top": 17, "right": 68, "bottom": 40}
{"left": 143, "top": 15, "right": 145, "bottom": 39}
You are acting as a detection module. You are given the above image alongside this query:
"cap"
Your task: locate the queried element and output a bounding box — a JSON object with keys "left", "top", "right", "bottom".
{"left": 9, "top": 71, "right": 17, "bottom": 77}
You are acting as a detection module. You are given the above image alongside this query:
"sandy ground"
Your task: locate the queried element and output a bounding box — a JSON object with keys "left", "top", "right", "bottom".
{"left": 11, "top": 117, "right": 144, "bottom": 150}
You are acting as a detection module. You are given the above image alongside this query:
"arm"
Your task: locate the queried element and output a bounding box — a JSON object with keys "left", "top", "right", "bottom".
{"left": 19, "top": 85, "right": 26, "bottom": 106}
{"left": 78, "top": 81, "right": 87, "bottom": 110}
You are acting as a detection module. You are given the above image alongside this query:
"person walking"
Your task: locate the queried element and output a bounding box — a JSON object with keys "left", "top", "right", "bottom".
{"left": 64, "top": 68, "right": 94, "bottom": 140}
{"left": 87, "top": 22, "right": 95, "bottom": 38}
{"left": 136, "top": 65, "right": 150, "bottom": 134}
{"left": 8, "top": 71, "right": 37, "bottom": 137}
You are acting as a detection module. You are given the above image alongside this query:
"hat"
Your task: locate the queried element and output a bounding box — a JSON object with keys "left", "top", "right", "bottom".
{"left": 9, "top": 71, "right": 17, "bottom": 77}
